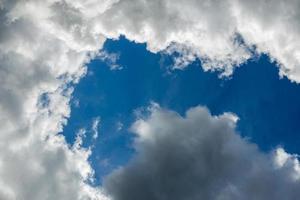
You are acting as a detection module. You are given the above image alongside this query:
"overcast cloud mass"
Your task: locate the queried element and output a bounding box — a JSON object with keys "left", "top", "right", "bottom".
{"left": 0, "top": 0, "right": 300, "bottom": 199}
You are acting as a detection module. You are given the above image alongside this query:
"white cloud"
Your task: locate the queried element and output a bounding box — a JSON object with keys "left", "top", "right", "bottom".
{"left": 97, "top": 51, "right": 122, "bottom": 70}
{"left": 1, "top": 0, "right": 300, "bottom": 199}
{"left": 104, "top": 105, "right": 300, "bottom": 200}
{"left": 92, "top": 117, "right": 101, "bottom": 140}
{"left": 0, "top": 0, "right": 108, "bottom": 199}
{"left": 97, "top": 0, "right": 300, "bottom": 81}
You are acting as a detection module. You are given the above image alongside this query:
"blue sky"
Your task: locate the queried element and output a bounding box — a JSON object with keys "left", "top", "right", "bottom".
{"left": 63, "top": 36, "right": 300, "bottom": 184}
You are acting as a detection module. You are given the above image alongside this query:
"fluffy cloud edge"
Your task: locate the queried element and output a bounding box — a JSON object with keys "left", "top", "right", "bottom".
{"left": 97, "top": 0, "right": 300, "bottom": 82}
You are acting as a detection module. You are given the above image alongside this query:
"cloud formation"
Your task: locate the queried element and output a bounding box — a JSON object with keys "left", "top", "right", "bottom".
{"left": 0, "top": 0, "right": 107, "bottom": 199}
{"left": 1, "top": 0, "right": 300, "bottom": 199}
{"left": 104, "top": 105, "right": 300, "bottom": 200}
{"left": 98, "top": 0, "right": 300, "bottom": 81}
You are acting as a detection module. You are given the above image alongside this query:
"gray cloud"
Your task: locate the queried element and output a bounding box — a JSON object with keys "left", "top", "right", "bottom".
{"left": 104, "top": 105, "right": 300, "bottom": 200}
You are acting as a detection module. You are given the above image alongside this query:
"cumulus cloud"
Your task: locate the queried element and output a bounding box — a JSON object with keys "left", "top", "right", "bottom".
{"left": 104, "top": 105, "right": 300, "bottom": 200}
{"left": 1, "top": 0, "right": 300, "bottom": 199}
{"left": 0, "top": 0, "right": 107, "bottom": 199}
{"left": 97, "top": 0, "right": 300, "bottom": 81}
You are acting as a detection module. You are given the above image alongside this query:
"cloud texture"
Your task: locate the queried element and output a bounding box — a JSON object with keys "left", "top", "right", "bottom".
{"left": 104, "top": 105, "right": 300, "bottom": 200}
{"left": 98, "top": 0, "right": 300, "bottom": 80}
{"left": 1, "top": 0, "right": 300, "bottom": 199}
{"left": 0, "top": 0, "right": 107, "bottom": 199}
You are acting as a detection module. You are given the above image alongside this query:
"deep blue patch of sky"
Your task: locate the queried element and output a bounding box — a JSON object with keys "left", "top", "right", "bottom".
{"left": 62, "top": 36, "right": 300, "bottom": 184}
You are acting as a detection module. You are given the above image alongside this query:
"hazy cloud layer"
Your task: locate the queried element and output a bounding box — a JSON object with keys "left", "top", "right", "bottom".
{"left": 1, "top": 0, "right": 300, "bottom": 199}
{"left": 104, "top": 105, "right": 300, "bottom": 200}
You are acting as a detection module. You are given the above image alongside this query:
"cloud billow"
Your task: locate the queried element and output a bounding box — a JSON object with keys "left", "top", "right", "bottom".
{"left": 104, "top": 105, "right": 300, "bottom": 200}
{"left": 99, "top": 0, "right": 300, "bottom": 82}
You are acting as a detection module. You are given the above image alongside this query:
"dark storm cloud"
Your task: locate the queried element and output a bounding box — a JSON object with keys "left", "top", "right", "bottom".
{"left": 104, "top": 105, "right": 300, "bottom": 200}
